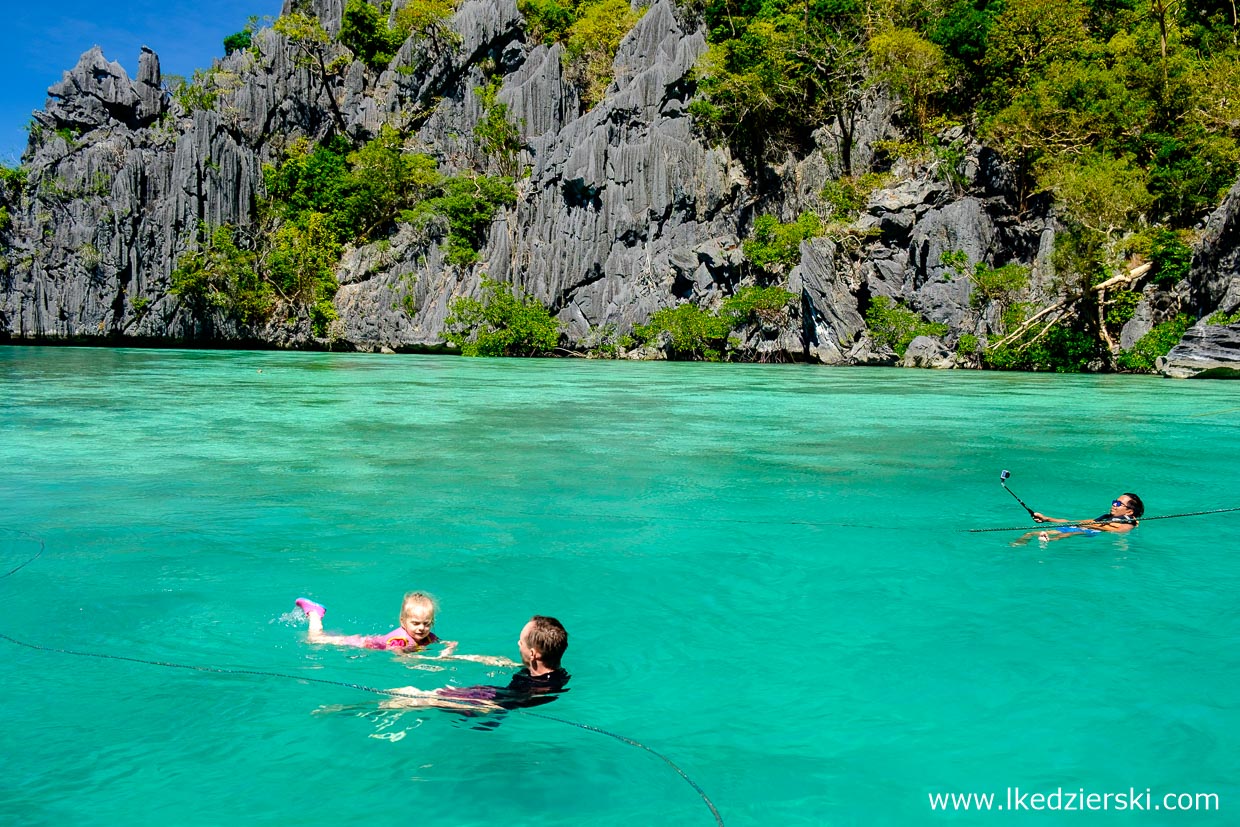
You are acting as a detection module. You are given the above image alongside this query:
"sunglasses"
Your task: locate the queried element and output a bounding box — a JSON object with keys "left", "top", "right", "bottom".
{"left": 1112, "top": 499, "right": 1131, "bottom": 508}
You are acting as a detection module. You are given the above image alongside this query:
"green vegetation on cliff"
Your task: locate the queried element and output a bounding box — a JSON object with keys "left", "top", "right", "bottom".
{"left": 174, "top": 125, "right": 516, "bottom": 336}
{"left": 684, "top": 0, "right": 1240, "bottom": 371}
{"left": 689, "top": 0, "right": 1240, "bottom": 231}
{"left": 865, "top": 296, "right": 949, "bottom": 358}
{"left": 519, "top": 0, "right": 647, "bottom": 109}
{"left": 444, "top": 276, "right": 561, "bottom": 355}
{"left": 744, "top": 213, "right": 822, "bottom": 272}
{"left": 628, "top": 286, "right": 797, "bottom": 360}
{"left": 171, "top": 224, "right": 270, "bottom": 325}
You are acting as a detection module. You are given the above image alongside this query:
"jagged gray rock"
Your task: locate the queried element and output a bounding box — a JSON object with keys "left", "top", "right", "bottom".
{"left": 793, "top": 238, "right": 864, "bottom": 364}
{"left": 901, "top": 335, "right": 955, "bottom": 369}
{"left": 42, "top": 47, "right": 142, "bottom": 131}
{"left": 1191, "top": 177, "right": 1240, "bottom": 315}
{"left": 1158, "top": 323, "right": 1240, "bottom": 378}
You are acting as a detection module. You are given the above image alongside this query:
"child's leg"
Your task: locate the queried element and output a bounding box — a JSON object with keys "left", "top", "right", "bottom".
{"left": 295, "top": 598, "right": 383, "bottom": 647}
{"left": 296, "top": 598, "right": 330, "bottom": 641}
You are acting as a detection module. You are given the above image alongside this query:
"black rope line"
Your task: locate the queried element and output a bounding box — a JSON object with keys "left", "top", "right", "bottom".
{"left": 523, "top": 710, "right": 726, "bottom": 827}
{"left": 0, "top": 630, "right": 404, "bottom": 694}
{"left": 0, "top": 528, "right": 724, "bottom": 826}
{"left": 3, "top": 529, "right": 45, "bottom": 577}
{"left": 965, "top": 506, "right": 1240, "bottom": 533}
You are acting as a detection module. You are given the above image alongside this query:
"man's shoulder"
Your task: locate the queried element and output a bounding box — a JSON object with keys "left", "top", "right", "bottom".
{"left": 511, "top": 667, "right": 570, "bottom": 689}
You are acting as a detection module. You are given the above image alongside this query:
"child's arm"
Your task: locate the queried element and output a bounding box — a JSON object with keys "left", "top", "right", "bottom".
{"left": 440, "top": 653, "right": 520, "bottom": 668}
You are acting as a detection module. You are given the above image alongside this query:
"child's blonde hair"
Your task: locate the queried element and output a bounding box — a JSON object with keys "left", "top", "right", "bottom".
{"left": 401, "top": 591, "right": 438, "bottom": 619}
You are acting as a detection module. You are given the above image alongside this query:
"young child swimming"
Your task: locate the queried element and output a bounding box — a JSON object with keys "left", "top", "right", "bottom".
{"left": 296, "top": 591, "right": 458, "bottom": 654}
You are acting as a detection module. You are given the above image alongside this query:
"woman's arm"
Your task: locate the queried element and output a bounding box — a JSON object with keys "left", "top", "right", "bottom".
{"left": 1032, "top": 512, "right": 1072, "bottom": 524}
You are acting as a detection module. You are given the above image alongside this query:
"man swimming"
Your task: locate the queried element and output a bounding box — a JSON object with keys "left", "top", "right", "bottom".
{"left": 383, "top": 615, "right": 569, "bottom": 712}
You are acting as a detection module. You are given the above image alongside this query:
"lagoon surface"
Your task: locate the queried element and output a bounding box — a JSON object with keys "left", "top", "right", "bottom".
{"left": 2, "top": 346, "right": 1238, "bottom": 826}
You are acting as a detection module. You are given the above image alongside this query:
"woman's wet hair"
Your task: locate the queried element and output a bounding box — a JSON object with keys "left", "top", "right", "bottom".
{"left": 1122, "top": 493, "right": 1145, "bottom": 518}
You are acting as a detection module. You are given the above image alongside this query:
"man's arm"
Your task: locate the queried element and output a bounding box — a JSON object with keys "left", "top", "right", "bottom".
{"left": 380, "top": 686, "right": 504, "bottom": 711}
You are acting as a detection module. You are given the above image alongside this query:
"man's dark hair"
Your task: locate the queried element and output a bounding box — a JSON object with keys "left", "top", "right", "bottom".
{"left": 528, "top": 615, "right": 568, "bottom": 667}
{"left": 1122, "top": 493, "right": 1145, "bottom": 518}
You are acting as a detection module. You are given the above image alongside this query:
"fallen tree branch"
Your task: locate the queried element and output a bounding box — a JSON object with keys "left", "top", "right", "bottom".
{"left": 989, "top": 299, "right": 1069, "bottom": 350}
{"left": 1092, "top": 261, "right": 1152, "bottom": 292}
{"left": 1011, "top": 308, "right": 1070, "bottom": 354}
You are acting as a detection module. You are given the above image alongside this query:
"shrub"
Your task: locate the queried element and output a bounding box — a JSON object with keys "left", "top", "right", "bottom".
{"left": 311, "top": 298, "right": 340, "bottom": 338}
{"left": 224, "top": 30, "right": 252, "bottom": 55}
{"left": 339, "top": 0, "right": 405, "bottom": 69}
{"left": 474, "top": 81, "right": 522, "bottom": 177}
{"left": 264, "top": 128, "right": 440, "bottom": 244}
{"left": 631, "top": 302, "right": 735, "bottom": 361}
{"left": 721, "top": 285, "right": 797, "bottom": 325}
{"left": 563, "top": 0, "right": 646, "bottom": 109}
{"left": 821, "top": 175, "right": 883, "bottom": 221}
{"left": 868, "top": 27, "right": 949, "bottom": 139}
{"left": 171, "top": 224, "right": 273, "bottom": 324}
{"left": 1148, "top": 228, "right": 1193, "bottom": 287}
{"left": 743, "top": 212, "right": 822, "bottom": 271}
{"left": 444, "top": 276, "right": 560, "bottom": 356}
{"left": 519, "top": 0, "right": 645, "bottom": 110}
{"left": 1116, "top": 314, "right": 1194, "bottom": 372}
{"left": 266, "top": 212, "right": 341, "bottom": 308}
{"left": 0, "top": 164, "right": 26, "bottom": 194}
{"left": 77, "top": 242, "right": 102, "bottom": 271}
{"left": 865, "top": 295, "right": 949, "bottom": 357}
{"left": 172, "top": 68, "right": 221, "bottom": 112}
{"left": 404, "top": 173, "right": 517, "bottom": 265}
{"left": 392, "top": 0, "right": 459, "bottom": 54}
{"left": 519, "top": 0, "right": 575, "bottom": 42}
{"left": 985, "top": 323, "right": 1099, "bottom": 373}
{"left": 1105, "top": 288, "right": 1142, "bottom": 327}
{"left": 968, "top": 262, "right": 1030, "bottom": 309}
{"left": 1206, "top": 308, "right": 1240, "bottom": 325}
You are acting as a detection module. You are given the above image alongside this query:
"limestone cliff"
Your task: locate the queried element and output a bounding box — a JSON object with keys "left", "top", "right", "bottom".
{"left": 1, "top": 0, "right": 1237, "bottom": 377}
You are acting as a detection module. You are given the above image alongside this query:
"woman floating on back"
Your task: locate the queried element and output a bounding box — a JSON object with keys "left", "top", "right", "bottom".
{"left": 1012, "top": 493, "right": 1144, "bottom": 545}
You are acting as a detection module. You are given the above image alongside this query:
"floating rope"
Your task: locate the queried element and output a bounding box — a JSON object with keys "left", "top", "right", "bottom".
{"left": 965, "top": 506, "right": 1240, "bottom": 533}
{"left": 0, "top": 528, "right": 723, "bottom": 826}
{"left": 524, "top": 710, "right": 725, "bottom": 827}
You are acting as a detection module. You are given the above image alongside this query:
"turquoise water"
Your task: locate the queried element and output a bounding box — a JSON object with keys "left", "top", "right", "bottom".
{"left": 1, "top": 346, "right": 1238, "bottom": 826}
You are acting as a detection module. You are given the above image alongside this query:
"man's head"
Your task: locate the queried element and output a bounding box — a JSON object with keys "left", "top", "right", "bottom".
{"left": 519, "top": 615, "right": 568, "bottom": 670}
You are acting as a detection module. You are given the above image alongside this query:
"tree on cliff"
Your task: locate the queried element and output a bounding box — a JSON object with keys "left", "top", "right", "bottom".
{"left": 274, "top": 12, "right": 350, "bottom": 134}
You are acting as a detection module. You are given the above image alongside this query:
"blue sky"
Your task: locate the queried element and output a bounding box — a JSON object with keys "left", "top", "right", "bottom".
{"left": 2, "top": 0, "right": 283, "bottom": 164}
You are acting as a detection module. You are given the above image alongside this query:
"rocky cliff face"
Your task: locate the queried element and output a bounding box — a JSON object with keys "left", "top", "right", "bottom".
{"left": 1, "top": 0, "right": 1238, "bottom": 377}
